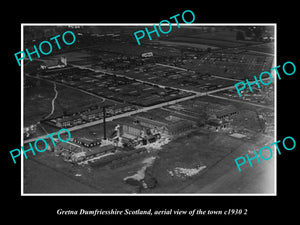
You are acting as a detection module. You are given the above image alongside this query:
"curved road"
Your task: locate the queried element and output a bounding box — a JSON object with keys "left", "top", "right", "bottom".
{"left": 44, "top": 82, "right": 58, "bottom": 120}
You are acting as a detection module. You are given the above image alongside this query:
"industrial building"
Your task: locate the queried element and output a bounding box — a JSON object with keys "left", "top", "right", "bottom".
{"left": 164, "top": 120, "right": 195, "bottom": 136}
{"left": 54, "top": 140, "right": 118, "bottom": 163}
{"left": 73, "top": 137, "right": 102, "bottom": 148}
{"left": 122, "top": 122, "right": 145, "bottom": 139}
{"left": 40, "top": 56, "right": 67, "bottom": 70}
{"left": 206, "top": 104, "right": 239, "bottom": 120}
{"left": 120, "top": 113, "right": 196, "bottom": 142}
{"left": 214, "top": 105, "right": 238, "bottom": 119}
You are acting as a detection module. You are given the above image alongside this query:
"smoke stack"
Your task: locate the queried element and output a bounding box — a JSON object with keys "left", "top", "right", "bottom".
{"left": 103, "top": 106, "right": 106, "bottom": 140}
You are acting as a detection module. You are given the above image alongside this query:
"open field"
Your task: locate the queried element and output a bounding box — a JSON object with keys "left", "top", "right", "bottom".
{"left": 23, "top": 144, "right": 152, "bottom": 193}
{"left": 188, "top": 30, "right": 239, "bottom": 41}
{"left": 153, "top": 40, "right": 219, "bottom": 50}
{"left": 188, "top": 30, "right": 263, "bottom": 45}
{"left": 179, "top": 134, "right": 275, "bottom": 193}
{"left": 166, "top": 36, "right": 245, "bottom": 48}
{"left": 24, "top": 79, "right": 55, "bottom": 126}
{"left": 24, "top": 77, "right": 113, "bottom": 128}
{"left": 180, "top": 52, "right": 274, "bottom": 80}
{"left": 143, "top": 131, "right": 274, "bottom": 193}
{"left": 245, "top": 42, "right": 275, "bottom": 54}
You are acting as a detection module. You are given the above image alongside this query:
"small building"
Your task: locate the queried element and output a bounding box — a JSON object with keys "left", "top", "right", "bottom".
{"left": 214, "top": 105, "right": 238, "bottom": 119}
{"left": 73, "top": 137, "right": 102, "bottom": 148}
{"left": 206, "top": 119, "right": 229, "bottom": 131}
{"left": 71, "top": 114, "right": 83, "bottom": 126}
{"left": 55, "top": 115, "right": 82, "bottom": 128}
{"left": 81, "top": 108, "right": 103, "bottom": 121}
{"left": 141, "top": 52, "right": 153, "bottom": 58}
{"left": 40, "top": 56, "right": 67, "bottom": 70}
{"left": 56, "top": 116, "right": 72, "bottom": 128}
{"left": 134, "top": 114, "right": 196, "bottom": 136}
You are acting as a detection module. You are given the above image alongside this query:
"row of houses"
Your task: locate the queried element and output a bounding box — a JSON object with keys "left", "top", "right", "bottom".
{"left": 50, "top": 104, "right": 137, "bottom": 128}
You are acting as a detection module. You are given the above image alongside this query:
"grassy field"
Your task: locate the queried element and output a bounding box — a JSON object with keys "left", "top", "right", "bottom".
{"left": 24, "top": 79, "right": 54, "bottom": 126}
{"left": 153, "top": 40, "right": 219, "bottom": 50}
{"left": 188, "top": 30, "right": 262, "bottom": 45}
{"left": 24, "top": 155, "right": 99, "bottom": 193}
{"left": 144, "top": 131, "right": 242, "bottom": 193}
{"left": 143, "top": 130, "right": 274, "bottom": 193}
{"left": 160, "top": 28, "right": 266, "bottom": 50}
{"left": 246, "top": 42, "right": 274, "bottom": 54}
{"left": 166, "top": 36, "right": 245, "bottom": 48}
{"left": 51, "top": 83, "right": 109, "bottom": 115}
{"left": 24, "top": 77, "right": 111, "bottom": 127}
{"left": 189, "top": 30, "right": 238, "bottom": 41}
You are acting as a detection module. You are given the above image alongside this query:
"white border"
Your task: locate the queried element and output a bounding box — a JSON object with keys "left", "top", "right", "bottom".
{"left": 21, "top": 23, "right": 277, "bottom": 196}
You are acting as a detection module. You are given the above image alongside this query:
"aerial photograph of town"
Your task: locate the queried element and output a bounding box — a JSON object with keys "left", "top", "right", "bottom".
{"left": 22, "top": 24, "right": 275, "bottom": 194}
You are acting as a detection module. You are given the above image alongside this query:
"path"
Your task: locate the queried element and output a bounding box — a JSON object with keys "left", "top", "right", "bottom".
{"left": 44, "top": 82, "right": 58, "bottom": 120}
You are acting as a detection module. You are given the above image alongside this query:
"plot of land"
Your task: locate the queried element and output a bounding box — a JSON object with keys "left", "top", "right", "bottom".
{"left": 24, "top": 77, "right": 112, "bottom": 127}
{"left": 144, "top": 131, "right": 274, "bottom": 193}
{"left": 166, "top": 36, "right": 245, "bottom": 48}
{"left": 153, "top": 40, "right": 219, "bottom": 50}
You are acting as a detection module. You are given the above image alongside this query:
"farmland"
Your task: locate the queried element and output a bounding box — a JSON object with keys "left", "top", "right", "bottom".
{"left": 153, "top": 40, "right": 219, "bottom": 50}
{"left": 166, "top": 36, "right": 245, "bottom": 48}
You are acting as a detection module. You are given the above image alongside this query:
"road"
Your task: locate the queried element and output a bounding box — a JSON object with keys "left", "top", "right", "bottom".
{"left": 23, "top": 91, "right": 204, "bottom": 144}
{"left": 44, "top": 82, "right": 58, "bottom": 120}
{"left": 23, "top": 64, "right": 272, "bottom": 144}
{"left": 73, "top": 64, "right": 201, "bottom": 95}
{"left": 208, "top": 93, "right": 273, "bottom": 109}
{"left": 155, "top": 63, "right": 244, "bottom": 82}
{"left": 155, "top": 63, "right": 188, "bottom": 71}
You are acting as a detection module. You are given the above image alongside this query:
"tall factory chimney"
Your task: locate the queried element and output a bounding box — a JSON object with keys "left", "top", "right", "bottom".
{"left": 103, "top": 106, "right": 106, "bottom": 140}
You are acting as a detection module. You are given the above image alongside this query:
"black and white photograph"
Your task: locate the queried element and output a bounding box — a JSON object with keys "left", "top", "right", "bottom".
{"left": 3, "top": 4, "right": 298, "bottom": 223}
{"left": 21, "top": 24, "right": 276, "bottom": 195}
